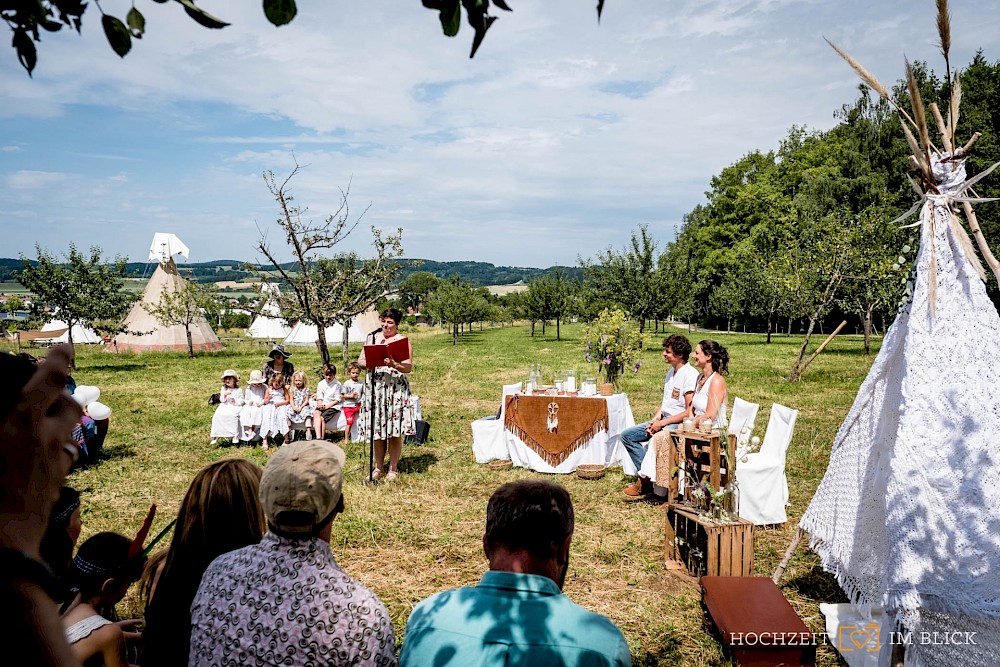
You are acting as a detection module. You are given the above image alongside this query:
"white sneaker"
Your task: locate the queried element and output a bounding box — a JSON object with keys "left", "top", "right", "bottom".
{"left": 232, "top": 436, "right": 240, "bottom": 444}
{"left": 210, "top": 438, "right": 218, "bottom": 445}
{"left": 306, "top": 430, "right": 312, "bottom": 441}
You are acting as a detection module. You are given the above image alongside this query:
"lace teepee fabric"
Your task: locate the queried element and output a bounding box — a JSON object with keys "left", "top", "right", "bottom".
{"left": 800, "top": 157, "right": 1000, "bottom": 667}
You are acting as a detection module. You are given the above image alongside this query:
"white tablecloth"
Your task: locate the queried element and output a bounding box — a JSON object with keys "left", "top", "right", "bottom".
{"left": 505, "top": 393, "right": 637, "bottom": 474}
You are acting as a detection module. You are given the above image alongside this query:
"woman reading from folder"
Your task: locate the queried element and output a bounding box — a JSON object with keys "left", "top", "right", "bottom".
{"left": 358, "top": 307, "right": 413, "bottom": 482}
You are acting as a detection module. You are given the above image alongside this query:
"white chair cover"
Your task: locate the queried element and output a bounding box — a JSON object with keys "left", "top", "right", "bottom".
{"left": 728, "top": 397, "right": 760, "bottom": 458}
{"left": 735, "top": 402, "right": 798, "bottom": 525}
{"left": 471, "top": 383, "right": 521, "bottom": 463}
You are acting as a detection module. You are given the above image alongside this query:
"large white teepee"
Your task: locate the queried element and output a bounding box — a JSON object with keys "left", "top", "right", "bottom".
{"left": 802, "top": 20, "right": 1000, "bottom": 662}
{"left": 108, "top": 234, "right": 222, "bottom": 353}
{"left": 246, "top": 283, "right": 291, "bottom": 340}
{"left": 282, "top": 309, "right": 381, "bottom": 346}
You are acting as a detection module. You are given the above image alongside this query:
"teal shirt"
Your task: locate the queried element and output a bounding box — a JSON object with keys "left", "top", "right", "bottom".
{"left": 400, "top": 570, "right": 631, "bottom": 667}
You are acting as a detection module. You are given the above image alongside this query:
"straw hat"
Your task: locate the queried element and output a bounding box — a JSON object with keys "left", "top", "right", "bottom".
{"left": 248, "top": 369, "right": 266, "bottom": 385}
{"left": 221, "top": 369, "right": 240, "bottom": 381}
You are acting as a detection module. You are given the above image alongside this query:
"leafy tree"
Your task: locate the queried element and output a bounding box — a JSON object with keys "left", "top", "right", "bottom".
{"left": 582, "top": 225, "right": 662, "bottom": 332}
{"left": 425, "top": 278, "right": 479, "bottom": 345}
{"left": 838, "top": 208, "right": 910, "bottom": 354}
{"left": 312, "top": 252, "right": 402, "bottom": 363}
{"left": 397, "top": 271, "right": 441, "bottom": 313}
{"left": 143, "top": 277, "right": 213, "bottom": 358}
{"left": 3, "top": 296, "right": 25, "bottom": 315}
{"left": 8, "top": 0, "right": 605, "bottom": 75}
{"left": 256, "top": 163, "right": 403, "bottom": 365}
{"left": 523, "top": 272, "right": 571, "bottom": 339}
{"left": 16, "top": 244, "right": 135, "bottom": 349}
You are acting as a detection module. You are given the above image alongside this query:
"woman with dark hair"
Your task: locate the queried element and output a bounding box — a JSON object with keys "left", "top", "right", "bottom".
{"left": 141, "top": 458, "right": 266, "bottom": 667}
{"left": 262, "top": 344, "right": 295, "bottom": 387}
{"left": 61, "top": 531, "right": 146, "bottom": 667}
{"left": 689, "top": 339, "right": 729, "bottom": 429}
{"left": 358, "top": 307, "right": 413, "bottom": 482}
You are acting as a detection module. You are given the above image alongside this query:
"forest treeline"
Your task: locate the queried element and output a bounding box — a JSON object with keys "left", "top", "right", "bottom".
{"left": 0, "top": 257, "right": 582, "bottom": 287}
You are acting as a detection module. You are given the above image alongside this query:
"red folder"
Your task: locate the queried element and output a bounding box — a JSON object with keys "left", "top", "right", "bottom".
{"left": 364, "top": 337, "right": 409, "bottom": 368}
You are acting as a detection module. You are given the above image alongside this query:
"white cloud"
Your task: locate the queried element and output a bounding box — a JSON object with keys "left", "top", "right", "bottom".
{"left": 1, "top": 0, "right": 999, "bottom": 266}
{"left": 7, "top": 170, "right": 69, "bottom": 189}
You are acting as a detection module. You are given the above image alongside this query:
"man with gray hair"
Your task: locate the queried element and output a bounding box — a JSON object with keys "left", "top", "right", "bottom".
{"left": 400, "top": 480, "right": 631, "bottom": 666}
{"left": 189, "top": 442, "right": 396, "bottom": 666}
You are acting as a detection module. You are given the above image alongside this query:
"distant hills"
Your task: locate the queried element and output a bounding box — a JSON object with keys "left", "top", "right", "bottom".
{"left": 0, "top": 257, "right": 583, "bottom": 287}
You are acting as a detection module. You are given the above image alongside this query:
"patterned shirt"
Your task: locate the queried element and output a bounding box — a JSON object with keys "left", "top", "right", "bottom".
{"left": 189, "top": 532, "right": 397, "bottom": 667}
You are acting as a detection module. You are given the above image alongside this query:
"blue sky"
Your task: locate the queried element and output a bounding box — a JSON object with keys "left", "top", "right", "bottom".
{"left": 3, "top": 0, "right": 999, "bottom": 267}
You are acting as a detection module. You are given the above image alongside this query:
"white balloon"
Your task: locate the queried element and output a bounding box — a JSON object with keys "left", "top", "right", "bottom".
{"left": 73, "top": 385, "right": 100, "bottom": 406}
{"left": 87, "top": 401, "right": 112, "bottom": 421}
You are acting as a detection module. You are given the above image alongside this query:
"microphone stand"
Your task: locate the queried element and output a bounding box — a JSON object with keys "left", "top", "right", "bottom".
{"left": 364, "top": 329, "right": 379, "bottom": 485}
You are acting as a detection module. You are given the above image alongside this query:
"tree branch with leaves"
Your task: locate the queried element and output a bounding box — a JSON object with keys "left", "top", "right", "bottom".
{"left": 256, "top": 163, "right": 403, "bottom": 365}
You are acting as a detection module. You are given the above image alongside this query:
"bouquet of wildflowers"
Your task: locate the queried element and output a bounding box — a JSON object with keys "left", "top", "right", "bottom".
{"left": 583, "top": 308, "right": 642, "bottom": 388}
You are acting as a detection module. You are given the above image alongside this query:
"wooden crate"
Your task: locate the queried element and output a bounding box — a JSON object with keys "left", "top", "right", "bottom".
{"left": 665, "top": 504, "right": 753, "bottom": 578}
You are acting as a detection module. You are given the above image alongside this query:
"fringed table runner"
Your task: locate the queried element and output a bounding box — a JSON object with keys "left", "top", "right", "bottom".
{"left": 504, "top": 395, "right": 609, "bottom": 466}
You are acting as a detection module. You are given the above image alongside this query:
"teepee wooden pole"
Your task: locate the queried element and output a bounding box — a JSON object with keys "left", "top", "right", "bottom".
{"left": 961, "top": 201, "right": 1000, "bottom": 290}
{"left": 773, "top": 527, "right": 804, "bottom": 584}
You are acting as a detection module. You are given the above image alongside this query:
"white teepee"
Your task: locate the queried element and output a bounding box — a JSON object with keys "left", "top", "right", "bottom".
{"left": 108, "top": 234, "right": 223, "bottom": 353}
{"left": 38, "top": 318, "right": 101, "bottom": 344}
{"left": 246, "top": 283, "right": 291, "bottom": 340}
{"left": 282, "top": 309, "right": 381, "bottom": 346}
{"left": 803, "top": 13, "right": 1000, "bottom": 665}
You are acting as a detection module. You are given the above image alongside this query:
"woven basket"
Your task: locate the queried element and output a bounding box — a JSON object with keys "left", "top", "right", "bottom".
{"left": 488, "top": 459, "right": 513, "bottom": 471}
{"left": 575, "top": 464, "right": 607, "bottom": 480}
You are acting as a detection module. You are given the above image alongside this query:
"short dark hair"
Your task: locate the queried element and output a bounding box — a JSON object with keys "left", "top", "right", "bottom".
{"left": 662, "top": 334, "right": 692, "bottom": 361}
{"left": 484, "top": 480, "right": 574, "bottom": 561}
{"left": 381, "top": 308, "right": 403, "bottom": 325}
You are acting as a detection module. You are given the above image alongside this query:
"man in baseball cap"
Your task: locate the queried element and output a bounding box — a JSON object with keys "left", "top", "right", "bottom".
{"left": 189, "top": 442, "right": 397, "bottom": 666}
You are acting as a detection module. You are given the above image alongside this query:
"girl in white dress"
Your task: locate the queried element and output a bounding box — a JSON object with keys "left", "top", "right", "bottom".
{"left": 210, "top": 370, "right": 243, "bottom": 445}
{"left": 289, "top": 371, "right": 314, "bottom": 441}
{"left": 261, "top": 372, "right": 291, "bottom": 449}
{"left": 240, "top": 370, "right": 268, "bottom": 443}
{"left": 689, "top": 339, "right": 729, "bottom": 429}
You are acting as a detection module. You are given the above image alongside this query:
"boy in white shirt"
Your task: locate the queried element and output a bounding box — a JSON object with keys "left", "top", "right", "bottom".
{"left": 622, "top": 334, "right": 698, "bottom": 499}
{"left": 340, "top": 362, "right": 364, "bottom": 436}
{"left": 315, "top": 363, "right": 342, "bottom": 441}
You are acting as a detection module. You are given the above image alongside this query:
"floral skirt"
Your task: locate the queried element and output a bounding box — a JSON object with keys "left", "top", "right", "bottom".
{"left": 358, "top": 368, "right": 413, "bottom": 441}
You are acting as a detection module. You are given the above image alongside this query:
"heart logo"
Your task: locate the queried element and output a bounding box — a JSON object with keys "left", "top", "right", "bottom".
{"left": 849, "top": 627, "right": 871, "bottom": 650}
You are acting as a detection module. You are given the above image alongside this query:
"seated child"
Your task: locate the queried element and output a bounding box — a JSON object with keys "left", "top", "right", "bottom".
{"left": 289, "top": 371, "right": 315, "bottom": 441}
{"left": 239, "top": 370, "right": 268, "bottom": 443}
{"left": 210, "top": 369, "right": 243, "bottom": 446}
{"left": 341, "top": 362, "right": 364, "bottom": 436}
{"left": 260, "top": 372, "right": 290, "bottom": 450}
{"left": 314, "top": 363, "right": 342, "bottom": 441}
{"left": 61, "top": 532, "right": 145, "bottom": 667}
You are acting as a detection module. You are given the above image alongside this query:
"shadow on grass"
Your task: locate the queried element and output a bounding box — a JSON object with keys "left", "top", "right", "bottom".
{"left": 399, "top": 452, "right": 438, "bottom": 474}
{"left": 784, "top": 564, "right": 848, "bottom": 603}
{"left": 82, "top": 363, "right": 148, "bottom": 372}
{"left": 79, "top": 442, "right": 137, "bottom": 468}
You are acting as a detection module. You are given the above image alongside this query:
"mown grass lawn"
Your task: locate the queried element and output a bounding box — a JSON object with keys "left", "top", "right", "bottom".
{"left": 6, "top": 322, "right": 875, "bottom": 666}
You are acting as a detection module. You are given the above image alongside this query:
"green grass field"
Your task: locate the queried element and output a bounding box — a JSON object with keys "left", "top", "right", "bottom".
{"left": 5, "top": 323, "right": 874, "bottom": 665}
